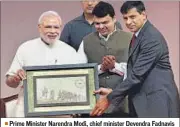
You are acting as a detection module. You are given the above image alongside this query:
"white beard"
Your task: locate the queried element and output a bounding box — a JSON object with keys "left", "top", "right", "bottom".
{"left": 40, "top": 33, "right": 60, "bottom": 45}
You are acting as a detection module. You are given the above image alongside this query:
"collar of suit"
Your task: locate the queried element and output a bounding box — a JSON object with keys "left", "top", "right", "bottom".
{"left": 128, "top": 20, "right": 150, "bottom": 57}
{"left": 134, "top": 20, "right": 148, "bottom": 38}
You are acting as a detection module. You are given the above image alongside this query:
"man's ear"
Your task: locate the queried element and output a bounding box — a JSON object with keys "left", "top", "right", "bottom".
{"left": 38, "top": 24, "right": 41, "bottom": 32}
{"left": 113, "top": 15, "right": 117, "bottom": 23}
{"left": 141, "top": 11, "right": 147, "bottom": 19}
{"left": 38, "top": 24, "right": 41, "bottom": 28}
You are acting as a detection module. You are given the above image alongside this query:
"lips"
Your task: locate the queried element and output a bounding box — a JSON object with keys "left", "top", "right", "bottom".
{"left": 100, "top": 31, "right": 106, "bottom": 34}
{"left": 99, "top": 29, "right": 107, "bottom": 34}
{"left": 47, "top": 35, "right": 57, "bottom": 39}
{"left": 128, "top": 25, "right": 135, "bottom": 29}
{"left": 87, "top": 7, "right": 93, "bottom": 10}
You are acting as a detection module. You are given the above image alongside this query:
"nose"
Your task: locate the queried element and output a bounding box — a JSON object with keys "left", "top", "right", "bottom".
{"left": 49, "top": 27, "right": 56, "bottom": 33}
{"left": 99, "top": 23, "right": 104, "bottom": 29}
{"left": 126, "top": 18, "right": 132, "bottom": 25}
{"left": 87, "top": 1, "right": 93, "bottom": 5}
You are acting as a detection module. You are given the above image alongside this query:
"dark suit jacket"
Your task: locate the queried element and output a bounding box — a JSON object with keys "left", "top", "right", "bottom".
{"left": 107, "top": 20, "right": 180, "bottom": 117}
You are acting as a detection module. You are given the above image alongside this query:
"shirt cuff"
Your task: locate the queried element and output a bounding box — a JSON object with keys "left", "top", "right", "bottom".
{"left": 98, "top": 64, "right": 105, "bottom": 74}
{"left": 109, "top": 62, "right": 124, "bottom": 76}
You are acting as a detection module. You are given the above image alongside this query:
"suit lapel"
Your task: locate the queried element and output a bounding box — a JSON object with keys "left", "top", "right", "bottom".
{"left": 128, "top": 20, "right": 151, "bottom": 58}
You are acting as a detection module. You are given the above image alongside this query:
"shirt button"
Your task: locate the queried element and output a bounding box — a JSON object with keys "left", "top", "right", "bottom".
{"left": 106, "top": 76, "right": 110, "bottom": 79}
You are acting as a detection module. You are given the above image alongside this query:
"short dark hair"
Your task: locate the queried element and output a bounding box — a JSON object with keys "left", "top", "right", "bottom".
{"left": 120, "top": 1, "right": 145, "bottom": 14}
{"left": 92, "top": 1, "right": 115, "bottom": 18}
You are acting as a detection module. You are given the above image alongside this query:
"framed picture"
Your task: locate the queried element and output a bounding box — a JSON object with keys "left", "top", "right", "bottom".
{"left": 23, "top": 63, "right": 99, "bottom": 117}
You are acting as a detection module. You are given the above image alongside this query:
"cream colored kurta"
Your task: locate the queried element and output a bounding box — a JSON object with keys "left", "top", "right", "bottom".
{"left": 6, "top": 38, "right": 81, "bottom": 117}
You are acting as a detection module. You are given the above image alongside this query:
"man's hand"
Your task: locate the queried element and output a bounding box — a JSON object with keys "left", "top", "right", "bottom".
{"left": 16, "top": 69, "right": 26, "bottom": 80}
{"left": 101, "top": 55, "right": 116, "bottom": 71}
{"left": 12, "top": 75, "right": 21, "bottom": 84}
{"left": 90, "top": 87, "right": 112, "bottom": 116}
{"left": 6, "top": 69, "right": 26, "bottom": 88}
{"left": 90, "top": 97, "right": 110, "bottom": 116}
{"left": 94, "top": 87, "right": 112, "bottom": 99}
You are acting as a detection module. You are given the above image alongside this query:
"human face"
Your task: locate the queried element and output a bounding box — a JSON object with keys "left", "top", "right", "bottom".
{"left": 122, "top": 8, "right": 146, "bottom": 33}
{"left": 94, "top": 15, "right": 116, "bottom": 36}
{"left": 38, "top": 15, "right": 62, "bottom": 44}
{"left": 81, "top": 0, "right": 99, "bottom": 14}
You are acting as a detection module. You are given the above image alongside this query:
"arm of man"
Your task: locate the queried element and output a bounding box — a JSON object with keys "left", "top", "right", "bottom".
{"left": 107, "top": 39, "right": 162, "bottom": 104}
{"left": 6, "top": 45, "right": 25, "bottom": 88}
{"left": 91, "top": 39, "right": 163, "bottom": 116}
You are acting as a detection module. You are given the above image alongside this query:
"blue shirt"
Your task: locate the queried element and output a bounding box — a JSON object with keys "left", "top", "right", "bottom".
{"left": 60, "top": 14, "right": 122, "bottom": 51}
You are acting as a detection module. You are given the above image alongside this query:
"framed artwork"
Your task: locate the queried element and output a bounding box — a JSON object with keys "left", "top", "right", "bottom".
{"left": 23, "top": 63, "right": 99, "bottom": 117}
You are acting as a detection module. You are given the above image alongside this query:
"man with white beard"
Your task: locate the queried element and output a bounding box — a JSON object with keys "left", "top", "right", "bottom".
{"left": 5, "top": 11, "right": 80, "bottom": 117}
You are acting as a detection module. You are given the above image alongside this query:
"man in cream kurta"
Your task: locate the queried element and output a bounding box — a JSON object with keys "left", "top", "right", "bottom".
{"left": 6, "top": 11, "right": 81, "bottom": 117}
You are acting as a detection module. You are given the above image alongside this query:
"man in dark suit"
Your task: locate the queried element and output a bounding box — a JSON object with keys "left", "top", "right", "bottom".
{"left": 90, "top": 1, "right": 180, "bottom": 117}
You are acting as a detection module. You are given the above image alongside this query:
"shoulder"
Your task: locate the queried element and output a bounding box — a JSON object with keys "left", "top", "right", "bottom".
{"left": 117, "top": 29, "right": 132, "bottom": 35}
{"left": 17, "top": 38, "right": 40, "bottom": 52}
{"left": 83, "top": 32, "right": 98, "bottom": 41}
{"left": 72, "top": 15, "right": 83, "bottom": 22}
{"left": 141, "top": 25, "right": 167, "bottom": 52}
{"left": 56, "top": 40, "right": 76, "bottom": 52}
{"left": 116, "top": 30, "right": 133, "bottom": 39}
{"left": 64, "top": 15, "right": 83, "bottom": 27}
{"left": 141, "top": 21, "right": 164, "bottom": 41}
{"left": 140, "top": 22, "right": 166, "bottom": 51}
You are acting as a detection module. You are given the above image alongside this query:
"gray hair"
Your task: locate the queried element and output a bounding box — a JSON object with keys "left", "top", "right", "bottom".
{"left": 38, "top": 11, "right": 61, "bottom": 24}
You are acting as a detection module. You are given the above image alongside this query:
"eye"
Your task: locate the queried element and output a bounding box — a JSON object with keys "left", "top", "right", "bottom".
{"left": 102, "top": 21, "right": 108, "bottom": 25}
{"left": 123, "top": 17, "right": 128, "bottom": 20}
{"left": 44, "top": 25, "right": 52, "bottom": 29}
{"left": 130, "top": 15, "right": 136, "bottom": 19}
{"left": 54, "top": 26, "right": 60, "bottom": 29}
{"left": 94, "top": 22, "right": 100, "bottom": 25}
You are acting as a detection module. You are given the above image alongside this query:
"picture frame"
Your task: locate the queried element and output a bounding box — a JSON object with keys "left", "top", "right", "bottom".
{"left": 23, "top": 63, "right": 99, "bottom": 117}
